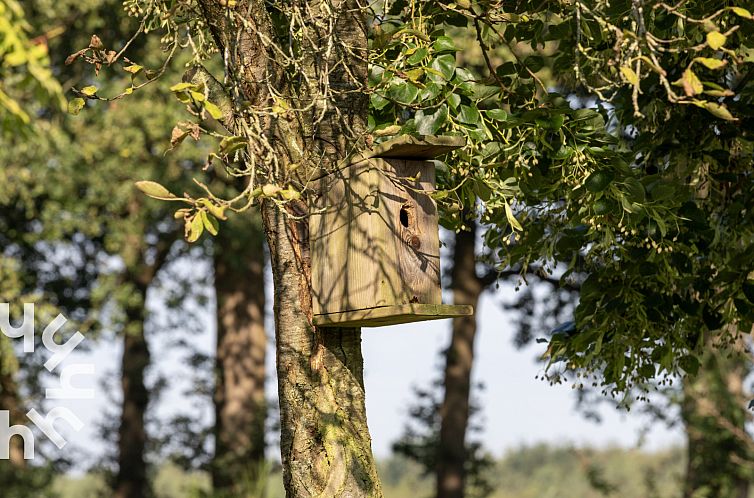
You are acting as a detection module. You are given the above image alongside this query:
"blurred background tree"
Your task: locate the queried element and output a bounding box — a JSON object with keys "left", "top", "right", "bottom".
{"left": 1, "top": 1, "right": 269, "bottom": 497}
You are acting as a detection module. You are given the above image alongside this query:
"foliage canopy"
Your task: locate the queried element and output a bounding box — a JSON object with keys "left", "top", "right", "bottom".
{"left": 65, "top": 0, "right": 754, "bottom": 394}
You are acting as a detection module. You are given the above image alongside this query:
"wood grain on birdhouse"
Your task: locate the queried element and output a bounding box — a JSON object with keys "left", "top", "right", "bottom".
{"left": 310, "top": 135, "right": 474, "bottom": 327}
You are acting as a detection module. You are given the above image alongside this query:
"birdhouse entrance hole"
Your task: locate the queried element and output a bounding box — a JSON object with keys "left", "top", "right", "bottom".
{"left": 309, "top": 135, "right": 475, "bottom": 328}
{"left": 399, "top": 204, "right": 411, "bottom": 228}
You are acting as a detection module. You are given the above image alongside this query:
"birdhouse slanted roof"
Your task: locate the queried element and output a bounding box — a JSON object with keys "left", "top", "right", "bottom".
{"left": 350, "top": 134, "right": 466, "bottom": 164}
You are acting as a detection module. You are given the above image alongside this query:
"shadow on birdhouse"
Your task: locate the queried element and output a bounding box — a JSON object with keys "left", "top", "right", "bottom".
{"left": 310, "top": 135, "right": 474, "bottom": 327}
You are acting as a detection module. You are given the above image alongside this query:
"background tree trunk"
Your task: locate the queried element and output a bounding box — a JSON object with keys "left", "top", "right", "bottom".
{"left": 212, "top": 223, "right": 267, "bottom": 494}
{"left": 682, "top": 338, "right": 751, "bottom": 498}
{"left": 0, "top": 340, "right": 26, "bottom": 467}
{"left": 115, "top": 284, "right": 150, "bottom": 498}
{"left": 437, "top": 222, "right": 485, "bottom": 498}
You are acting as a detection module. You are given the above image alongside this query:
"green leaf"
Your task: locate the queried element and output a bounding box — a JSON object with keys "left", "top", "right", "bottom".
{"left": 585, "top": 170, "right": 615, "bottom": 193}
{"left": 593, "top": 199, "right": 615, "bottom": 215}
{"left": 702, "top": 101, "right": 737, "bottom": 121}
{"left": 198, "top": 198, "right": 228, "bottom": 220}
{"left": 430, "top": 54, "right": 456, "bottom": 81}
{"left": 187, "top": 215, "right": 204, "bottom": 243}
{"left": 280, "top": 187, "right": 302, "bottom": 201}
{"left": 432, "top": 36, "right": 458, "bottom": 53}
{"left": 170, "top": 82, "right": 197, "bottom": 92}
{"left": 707, "top": 31, "right": 726, "bottom": 50}
{"left": 495, "top": 62, "right": 516, "bottom": 76}
{"left": 536, "top": 114, "right": 565, "bottom": 130}
{"left": 415, "top": 105, "right": 448, "bottom": 135}
{"left": 419, "top": 81, "right": 442, "bottom": 101}
{"left": 681, "top": 68, "right": 703, "bottom": 96}
{"left": 486, "top": 109, "right": 508, "bottom": 121}
{"left": 469, "top": 83, "right": 500, "bottom": 101}
{"left": 67, "top": 98, "right": 85, "bottom": 115}
{"left": 524, "top": 56, "right": 544, "bottom": 72}
{"left": 679, "top": 355, "right": 700, "bottom": 376}
{"left": 742, "top": 281, "right": 754, "bottom": 303}
{"left": 702, "top": 306, "right": 724, "bottom": 330}
{"left": 474, "top": 181, "right": 492, "bottom": 201}
{"left": 405, "top": 68, "right": 424, "bottom": 82}
{"left": 407, "top": 47, "right": 429, "bottom": 65}
{"left": 135, "top": 180, "right": 175, "bottom": 199}
{"left": 80, "top": 85, "right": 97, "bottom": 96}
{"left": 370, "top": 92, "right": 390, "bottom": 110}
{"left": 457, "top": 104, "right": 481, "bottom": 125}
{"left": 388, "top": 81, "right": 420, "bottom": 104}
{"left": 368, "top": 66, "right": 385, "bottom": 86}
{"left": 505, "top": 202, "right": 523, "bottom": 231}
{"left": 200, "top": 210, "right": 219, "bottom": 236}
{"left": 623, "top": 177, "right": 645, "bottom": 203}
{"left": 447, "top": 93, "right": 461, "bottom": 111}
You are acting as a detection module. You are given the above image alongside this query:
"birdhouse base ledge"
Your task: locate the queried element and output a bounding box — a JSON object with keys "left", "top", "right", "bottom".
{"left": 313, "top": 304, "right": 474, "bottom": 328}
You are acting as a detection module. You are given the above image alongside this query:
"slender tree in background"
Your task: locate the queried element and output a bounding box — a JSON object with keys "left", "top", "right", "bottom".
{"left": 212, "top": 215, "right": 268, "bottom": 495}
{"left": 5, "top": 4, "right": 273, "bottom": 497}
{"left": 437, "top": 220, "right": 494, "bottom": 498}
{"left": 0, "top": 1, "right": 60, "bottom": 482}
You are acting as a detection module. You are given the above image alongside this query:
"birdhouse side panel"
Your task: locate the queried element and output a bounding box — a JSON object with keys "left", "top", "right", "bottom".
{"left": 375, "top": 158, "right": 442, "bottom": 306}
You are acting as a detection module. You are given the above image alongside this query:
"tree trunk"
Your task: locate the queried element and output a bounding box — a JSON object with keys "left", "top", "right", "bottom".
{"left": 263, "top": 199, "right": 382, "bottom": 497}
{"left": 682, "top": 339, "right": 751, "bottom": 498}
{"left": 212, "top": 224, "right": 267, "bottom": 493}
{"left": 115, "top": 285, "right": 150, "bottom": 498}
{"left": 437, "top": 223, "right": 484, "bottom": 498}
{"left": 0, "top": 340, "right": 26, "bottom": 467}
{"left": 197, "top": 0, "right": 382, "bottom": 494}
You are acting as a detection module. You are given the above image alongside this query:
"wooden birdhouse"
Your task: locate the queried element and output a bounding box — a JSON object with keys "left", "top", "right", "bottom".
{"left": 310, "top": 135, "right": 474, "bottom": 327}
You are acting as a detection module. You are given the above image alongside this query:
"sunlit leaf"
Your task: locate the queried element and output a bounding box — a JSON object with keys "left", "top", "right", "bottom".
{"left": 620, "top": 66, "right": 639, "bottom": 86}
{"left": 67, "top": 98, "right": 85, "bottom": 115}
{"left": 200, "top": 210, "right": 219, "bottom": 236}
{"left": 694, "top": 57, "right": 726, "bottom": 70}
{"left": 135, "top": 180, "right": 175, "bottom": 199}
{"left": 706, "top": 31, "right": 726, "bottom": 50}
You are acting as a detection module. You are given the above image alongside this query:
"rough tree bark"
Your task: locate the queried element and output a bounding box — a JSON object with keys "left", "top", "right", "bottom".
{"left": 437, "top": 221, "right": 486, "bottom": 498}
{"left": 682, "top": 339, "right": 751, "bottom": 498}
{"left": 115, "top": 284, "right": 150, "bottom": 498}
{"left": 212, "top": 224, "right": 267, "bottom": 493}
{"left": 198, "top": 1, "right": 382, "bottom": 496}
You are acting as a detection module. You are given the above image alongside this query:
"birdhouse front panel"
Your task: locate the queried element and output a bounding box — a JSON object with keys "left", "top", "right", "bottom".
{"left": 310, "top": 135, "right": 474, "bottom": 327}
{"left": 310, "top": 156, "right": 441, "bottom": 316}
